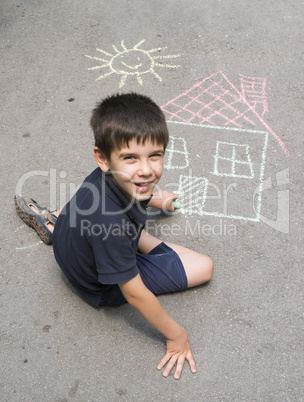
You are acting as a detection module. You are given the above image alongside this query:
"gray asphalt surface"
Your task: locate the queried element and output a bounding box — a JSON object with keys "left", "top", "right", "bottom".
{"left": 1, "top": 0, "right": 303, "bottom": 400}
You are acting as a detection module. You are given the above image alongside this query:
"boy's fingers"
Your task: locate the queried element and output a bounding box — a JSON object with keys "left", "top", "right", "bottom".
{"left": 186, "top": 350, "right": 197, "bottom": 373}
{"left": 157, "top": 353, "right": 172, "bottom": 371}
{"left": 163, "top": 192, "right": 178, "bottom": 201}
{"left": 162, "top": 355, "right": 179, "bottom": 377}
{"left": 169, "top": 195, "right": 179, "bottom": 203}
{"left": 157, "top": 350, "right": 196, "bottom": 379}
{"left": 173, "top": 354, "right": 187, "bottom": 380}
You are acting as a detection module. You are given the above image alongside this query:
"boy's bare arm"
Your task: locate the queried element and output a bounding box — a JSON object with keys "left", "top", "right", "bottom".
{"left": 118, "top": 274, "right": 196, "bottom": 379}
{"left": 148, "top": 190, "right": 178, "bottom": 211}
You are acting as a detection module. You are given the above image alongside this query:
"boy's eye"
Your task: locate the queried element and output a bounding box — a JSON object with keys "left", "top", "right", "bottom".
{"left": 124, "top": 155, "right": 136, "bottom": 160}
{"left": 150, "top": 153, "right": 162, "bottom": 158}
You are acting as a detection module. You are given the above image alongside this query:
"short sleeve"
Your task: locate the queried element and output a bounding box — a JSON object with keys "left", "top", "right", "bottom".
{"left": 90, "top": 225, "right": 139, "bottom": 285}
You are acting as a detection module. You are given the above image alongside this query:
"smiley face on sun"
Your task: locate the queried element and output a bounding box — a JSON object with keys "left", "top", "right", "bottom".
{"left": 86, "top": 40, "right": 180, "bottom": 88}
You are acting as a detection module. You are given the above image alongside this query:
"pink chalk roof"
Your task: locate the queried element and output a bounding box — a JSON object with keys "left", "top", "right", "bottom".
{"left": 161, "top": 71, "right": 289, "bottom": 157}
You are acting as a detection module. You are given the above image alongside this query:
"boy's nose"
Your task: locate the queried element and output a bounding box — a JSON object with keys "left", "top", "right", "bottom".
{"left": 138, "top": 160, "right": 152, "bottom": 176}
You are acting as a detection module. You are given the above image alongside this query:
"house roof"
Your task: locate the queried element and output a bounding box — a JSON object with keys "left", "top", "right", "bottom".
{"left": 161, "top": 71, "right": 289, "bottom": 157}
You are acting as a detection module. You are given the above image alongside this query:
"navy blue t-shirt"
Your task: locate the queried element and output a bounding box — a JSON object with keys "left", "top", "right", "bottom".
{"left": 53, "top": 168, "right": 150, "bottom": 306}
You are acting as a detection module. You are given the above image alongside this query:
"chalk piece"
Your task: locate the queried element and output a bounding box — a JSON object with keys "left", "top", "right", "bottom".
{"left": 171, "top": 200, "right": 181, "bottom": 209}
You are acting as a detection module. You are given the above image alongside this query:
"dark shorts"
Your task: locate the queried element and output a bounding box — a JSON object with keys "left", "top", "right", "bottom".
{"left": 99, "top": 242, "right": 188, "bottom": 306}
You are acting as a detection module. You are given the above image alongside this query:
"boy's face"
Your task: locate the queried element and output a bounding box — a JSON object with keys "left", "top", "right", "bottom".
{"left": 95, "top": 139, "right": 165, "bottom": 202}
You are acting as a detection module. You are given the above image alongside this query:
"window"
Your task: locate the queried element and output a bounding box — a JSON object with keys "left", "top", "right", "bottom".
{"left": 213, "top": 141, "right": 254, "bottom": 178}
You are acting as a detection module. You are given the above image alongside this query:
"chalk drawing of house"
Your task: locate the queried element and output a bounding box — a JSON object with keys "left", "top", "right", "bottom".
{"left": 161, "top": 71, "right": 289, "bottom": 221}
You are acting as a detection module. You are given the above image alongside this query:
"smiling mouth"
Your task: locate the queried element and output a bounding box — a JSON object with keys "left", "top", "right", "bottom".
{"left": 133, "top": 181, "right": 153, "bottom": 192}
{"left": 121, "top": 61, "right": 143, "bottom": 70}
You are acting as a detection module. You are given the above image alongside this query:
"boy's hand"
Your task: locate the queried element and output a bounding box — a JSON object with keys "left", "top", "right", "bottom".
{"left": 148, "top": 190, "right": 179, "bottom": 212}
{"left": 157, "top": 331, "right": 197, "bottom": 380}
{"left": 119, "top": 275, "right": 196, "bottom": 380}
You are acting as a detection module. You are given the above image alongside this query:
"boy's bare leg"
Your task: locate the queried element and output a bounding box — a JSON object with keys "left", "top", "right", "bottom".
{"left": 138, "top": 229, "right": 162, "bottom": 254}
{"left": 138, "top": 230, "right": 213, "bottom": 288}
{"left": 163, "top": 242, "right": 213, "bottom": 287}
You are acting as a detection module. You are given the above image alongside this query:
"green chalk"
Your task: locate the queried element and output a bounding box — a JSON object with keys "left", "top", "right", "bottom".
{"left": 171, "top": 200, "right": 181, "bottom": 209}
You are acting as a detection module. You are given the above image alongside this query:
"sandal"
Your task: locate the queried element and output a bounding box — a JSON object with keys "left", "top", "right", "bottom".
{"left": 14, "top": 195, "right": 58, "bottom": 245}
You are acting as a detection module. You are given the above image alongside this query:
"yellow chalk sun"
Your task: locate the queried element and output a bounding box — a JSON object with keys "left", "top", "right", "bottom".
{"left": 86, "top": 40, "right": 180, "bottom": 88}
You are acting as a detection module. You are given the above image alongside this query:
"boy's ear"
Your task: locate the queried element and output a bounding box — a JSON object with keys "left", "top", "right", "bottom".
{"left": 93, "top": 147, "right": 110, "bottom": 172}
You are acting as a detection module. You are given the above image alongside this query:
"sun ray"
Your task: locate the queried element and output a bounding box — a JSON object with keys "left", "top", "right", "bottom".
{"left": 133, "top": 39, "right": 146, "bottom": 49}
{"left": 119, "top": 75, "right": 128, "bottom": 88}
{"left": 151, "top": 71, "right": 162, "bottom": 82}
{"left": 88, "top": 64, "right": 110, "bottom": 70}
{"left": 154, "top": 63, "right": 180, "bottom": 68}
{"left": 85, "top": 55, "right": 110, "bottom": 63}
{"left": 136, "top": 74, "right": 143, "bottom": 85}
{"left": 112, "top": 44, "right": 121, "bottom": 53}
{"left": 121, "top": 40, "right": 128, "bottom": 51}
{"left": 152, "top": 54, "right": 181, "bottom": 60}
{"left": 96, "top": 48, "right": 113, "bottom": 57}
{"left": 147, "top": 47, "right": 167, "bottom": 53}
{"left": 96, "top": 71, "right": 114, "bottom": 81}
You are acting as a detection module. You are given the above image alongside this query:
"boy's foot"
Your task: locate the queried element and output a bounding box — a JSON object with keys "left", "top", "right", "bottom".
{"left": 14, "top": 195, "right": 58, "bottom": 245}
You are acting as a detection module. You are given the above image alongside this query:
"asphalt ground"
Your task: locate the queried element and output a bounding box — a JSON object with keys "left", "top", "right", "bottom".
{"left": 1, "top": 0, "right": 303, "bottom": 400}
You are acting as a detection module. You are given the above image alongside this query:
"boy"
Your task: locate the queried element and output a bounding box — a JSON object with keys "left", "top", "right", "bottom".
{"left": 14, "top": 93, "right": 213, "bottom": 380}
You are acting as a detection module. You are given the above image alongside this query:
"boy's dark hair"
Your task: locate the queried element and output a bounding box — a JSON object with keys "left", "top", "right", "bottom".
{"left": 90, "top": 93, "right": 169, "bottom": 160}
